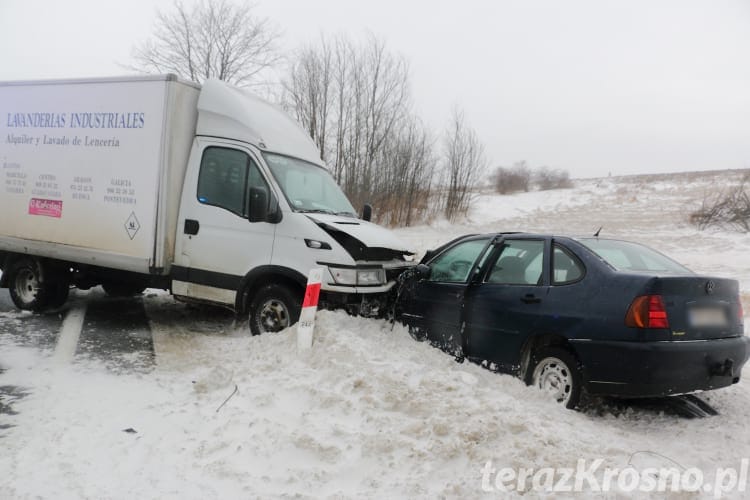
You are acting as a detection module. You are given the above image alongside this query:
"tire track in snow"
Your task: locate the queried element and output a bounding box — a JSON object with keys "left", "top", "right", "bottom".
{"left": 53, "top": 302, "right": 87, "bottom": 364}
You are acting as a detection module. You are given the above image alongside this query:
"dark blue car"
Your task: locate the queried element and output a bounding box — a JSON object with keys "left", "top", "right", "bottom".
{"left": 397, "top": 233, "right": 748, "bottom": 408}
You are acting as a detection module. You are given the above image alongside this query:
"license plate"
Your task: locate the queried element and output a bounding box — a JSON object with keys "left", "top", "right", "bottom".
{"left": 688, "top": 307, "right": 728, "bottom": 327}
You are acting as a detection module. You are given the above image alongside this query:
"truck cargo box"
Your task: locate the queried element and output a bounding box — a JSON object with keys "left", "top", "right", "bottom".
{"left": 0, "top": 75, "right": 200, "bottom": 274}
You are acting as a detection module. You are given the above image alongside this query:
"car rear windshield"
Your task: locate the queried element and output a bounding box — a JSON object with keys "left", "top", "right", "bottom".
{"left": 577, "top": 238, "right": 692, "bottom": 274}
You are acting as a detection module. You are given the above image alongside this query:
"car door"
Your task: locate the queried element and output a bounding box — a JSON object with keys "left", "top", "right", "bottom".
{"left": 464, "top": 237, "right": 549, "bottom": 370}
{"left": 402, "top": 237, "right": 491, "bottom": 356}
{"left": 173, "top": 142, "right": 276, "bottom": 305}
{"left": 533, "top": 241, "right": 588, "bottom": 338}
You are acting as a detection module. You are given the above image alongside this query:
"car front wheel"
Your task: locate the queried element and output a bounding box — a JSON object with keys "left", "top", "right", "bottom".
{"left": 529, "top": 347, "right": 582, "bottom": 409}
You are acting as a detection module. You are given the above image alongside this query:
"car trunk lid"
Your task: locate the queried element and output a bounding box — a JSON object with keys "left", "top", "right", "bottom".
{"left": 647, "top": 276, "right": 744, "bottom": 340}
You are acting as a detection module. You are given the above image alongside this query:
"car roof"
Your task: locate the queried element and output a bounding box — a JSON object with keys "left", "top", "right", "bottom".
{"left": 466, "top": 232, "right": 631, "bottom": 244}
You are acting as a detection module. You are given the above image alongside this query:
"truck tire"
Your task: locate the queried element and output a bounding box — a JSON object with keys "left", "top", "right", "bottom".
{"left": 102, "top": 282, "right": 146, "bottom": 297}
{"left": 248, "top": 284, "right": 302, "bottom": 336}
{"left": 48, "top": 283, "right": 71, "bottom": 309}
{"left": 8, "top": 258, "right": 51, "bottom": 312}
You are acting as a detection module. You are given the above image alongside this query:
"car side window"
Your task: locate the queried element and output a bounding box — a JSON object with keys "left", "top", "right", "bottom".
{"left": 428, "top": 238, "right": 490, "bottom": 283}
{"left": 486, "top": 240, "right": 544, "bottom": 285}
{"left": 197, "top": 147, "right": 268, "bottom": 218}
{"left": 553, "top": 244, "right": 584, "bottom": 284}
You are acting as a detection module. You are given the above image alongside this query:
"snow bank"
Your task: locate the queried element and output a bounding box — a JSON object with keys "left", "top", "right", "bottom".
{"left": 2, "top": 304, "right": 749, "bottom": 498}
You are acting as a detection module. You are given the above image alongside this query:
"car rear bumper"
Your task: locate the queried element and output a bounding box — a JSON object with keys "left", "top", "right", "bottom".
{"left": 570, "top": 336, "right": 750, "bottom": 398}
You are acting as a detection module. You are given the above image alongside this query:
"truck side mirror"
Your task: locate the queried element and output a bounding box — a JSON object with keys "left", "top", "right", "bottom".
{"left": 248, "top": 186, "right": 269, "bottom": 223}
{"left": 362, "top": 203, "right": 372, "bottom": 222}
{"left": 267, "top": 194, "right": 282, "bottom": 223}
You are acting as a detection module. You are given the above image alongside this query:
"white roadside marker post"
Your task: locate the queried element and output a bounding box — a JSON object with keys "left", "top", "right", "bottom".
{"left": 297, "top": 268, "right": 323, "bottom": 351}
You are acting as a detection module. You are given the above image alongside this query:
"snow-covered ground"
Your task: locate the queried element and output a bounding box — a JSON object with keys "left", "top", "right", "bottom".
{"left": 1, "top": 170, "right": 749, "bottom": 499}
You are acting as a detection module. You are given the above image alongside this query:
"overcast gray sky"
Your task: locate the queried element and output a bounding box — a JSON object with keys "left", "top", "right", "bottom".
{"left": 1, "top": 0, "right": 748, "bottom": 178}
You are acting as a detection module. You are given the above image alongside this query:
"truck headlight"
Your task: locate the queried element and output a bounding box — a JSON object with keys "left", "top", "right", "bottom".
{"left": 329, "top": 267, "right": 385, "bottom": 286}
{"left": 356, "top": 269, "right": 385, "bottom": 285}
{"left": 330, "top": 268, "right": 357, "bottom": 285}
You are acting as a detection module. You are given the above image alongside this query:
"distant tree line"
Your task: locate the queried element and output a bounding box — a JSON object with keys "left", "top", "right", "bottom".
{"left": 494, "top": 161, "right": 572, "bottom": 194}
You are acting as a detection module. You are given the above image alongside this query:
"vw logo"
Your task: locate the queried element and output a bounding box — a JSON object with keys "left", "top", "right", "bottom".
{"left": 705, "top": 280, "right": 715, "bottom": 295}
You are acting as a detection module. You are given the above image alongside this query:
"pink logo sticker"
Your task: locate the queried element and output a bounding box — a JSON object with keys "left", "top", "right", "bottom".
{"left": 28, "top": 198, "right": 63, "bottom": 218}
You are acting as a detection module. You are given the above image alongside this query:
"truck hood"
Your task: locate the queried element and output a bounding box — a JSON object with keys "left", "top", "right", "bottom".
{"left": 305, "top": 214, "right": 413, "bottom": 255}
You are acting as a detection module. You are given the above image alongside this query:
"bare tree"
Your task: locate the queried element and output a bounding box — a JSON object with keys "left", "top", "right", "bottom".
{"left": 443, "top": 108, "right": 487, "bottom": 221}
{"left": 535, "top": 166, "right": 573, "bottom": 191}
{"left": 495, "top": 160, "right": 531, "bottom": 194}
{"left": 131, "top": 0, "right": 281, "bottom": 87}
{"left": 285, "top": 36, "right": 333, "bottom": 162}
{"left": 373, "top": 117, "right": 437, "bottom": 226}
{"left": 690, "top": 174, "right": 750, "bottom": 232}
{"left": 284, "top": 34, "right": 428, "bottom": 224}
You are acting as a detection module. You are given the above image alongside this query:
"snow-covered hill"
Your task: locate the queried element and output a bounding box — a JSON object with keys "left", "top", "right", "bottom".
{"left": 1, "top": 170, "right": 748, "bottom": 498}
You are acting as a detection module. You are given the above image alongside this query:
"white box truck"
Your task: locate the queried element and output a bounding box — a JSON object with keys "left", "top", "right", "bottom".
{"left": 0, "top": 75, "right": 414, "bottom": 334}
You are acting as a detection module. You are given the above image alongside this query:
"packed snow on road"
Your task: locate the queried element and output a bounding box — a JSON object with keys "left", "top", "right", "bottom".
{"left": 1, "top": 170, "right": 749, "bottom": 498}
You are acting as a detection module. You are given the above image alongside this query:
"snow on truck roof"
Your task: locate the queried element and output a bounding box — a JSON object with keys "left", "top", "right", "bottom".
{"left": 197, "top": 78, "right": 324, "bottom": 167}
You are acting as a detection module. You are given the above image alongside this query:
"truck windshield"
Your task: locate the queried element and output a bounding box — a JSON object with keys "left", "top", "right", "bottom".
{"left": 263, "top": 152, "right": 357, "bottom": 216}
{"left": 578, "top": 238, "right": 692, "bottom": 274}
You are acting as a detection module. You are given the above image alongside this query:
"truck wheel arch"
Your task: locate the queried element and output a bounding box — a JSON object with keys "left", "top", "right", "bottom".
{"left": 236, "top": 265, "right": 307, "bottom": 316}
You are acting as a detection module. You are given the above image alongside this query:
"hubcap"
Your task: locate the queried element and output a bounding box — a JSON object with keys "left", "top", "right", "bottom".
{"left": 258, "top": 299, "right": 290, "bottom": 332}
{"left": 533, "top": 357, "right": 573, "bottom": 405}
{"left": 15, "top": 269, "right": 40, "bottom": 305}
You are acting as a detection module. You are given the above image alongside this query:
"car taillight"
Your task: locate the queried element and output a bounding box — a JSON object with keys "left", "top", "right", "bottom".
{"left": 625, "top": 295, "right": 670, "bottom": 329}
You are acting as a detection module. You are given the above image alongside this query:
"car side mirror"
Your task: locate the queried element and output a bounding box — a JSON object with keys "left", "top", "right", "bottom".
{"left": 248, "top": 186, "right": 269, "bottom": 223}
{"left": 415, "top": 263, "right": 431, "bottom": 280}
{"left": 362, "top": 203, "right": 372, "bottom": 222}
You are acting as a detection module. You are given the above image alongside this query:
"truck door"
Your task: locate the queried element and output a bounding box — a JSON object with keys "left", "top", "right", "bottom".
{"left": 173, "top": 141, "right": 276, "bottom": 305}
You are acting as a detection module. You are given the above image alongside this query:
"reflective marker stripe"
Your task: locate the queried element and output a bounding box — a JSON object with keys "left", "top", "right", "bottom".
{"left": 298, "top": 268, "right": 324, "bottom": 351}
{"left": 302, "top": 282, "right": 321, "bottom": 308}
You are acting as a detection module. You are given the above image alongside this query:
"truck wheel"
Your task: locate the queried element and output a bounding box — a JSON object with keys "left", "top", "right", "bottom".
{"left": 48, "top": 283, "right": 71, "bottom": 309}
{"left": 248, "top": 284, "right": 302, "bottom": 335}
{"left": 528, "top": 347, "right": 582, "bottom": 409}
{"left": 102, "top": 282, "right": 146, "bottom": 297}
{"left": 8, "top": 258, "right": 50, "bottom": 311}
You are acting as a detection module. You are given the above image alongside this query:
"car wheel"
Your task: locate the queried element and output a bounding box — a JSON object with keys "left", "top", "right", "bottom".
{"left": 529, "top": 347, "right": 582, "bottom": 409}
{"left": 8, "top": 258, "right": 51, "bottom": 311}
{"left": 408, "top": 325, "right": 427, "bottom": 341}
{"left": 248, "top": 284, "right": 302, "bottom": 336}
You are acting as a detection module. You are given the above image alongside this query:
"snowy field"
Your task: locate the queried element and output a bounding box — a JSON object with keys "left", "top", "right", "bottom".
{"left": 1, "top": 170, "right": 749, "bottom": 499}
